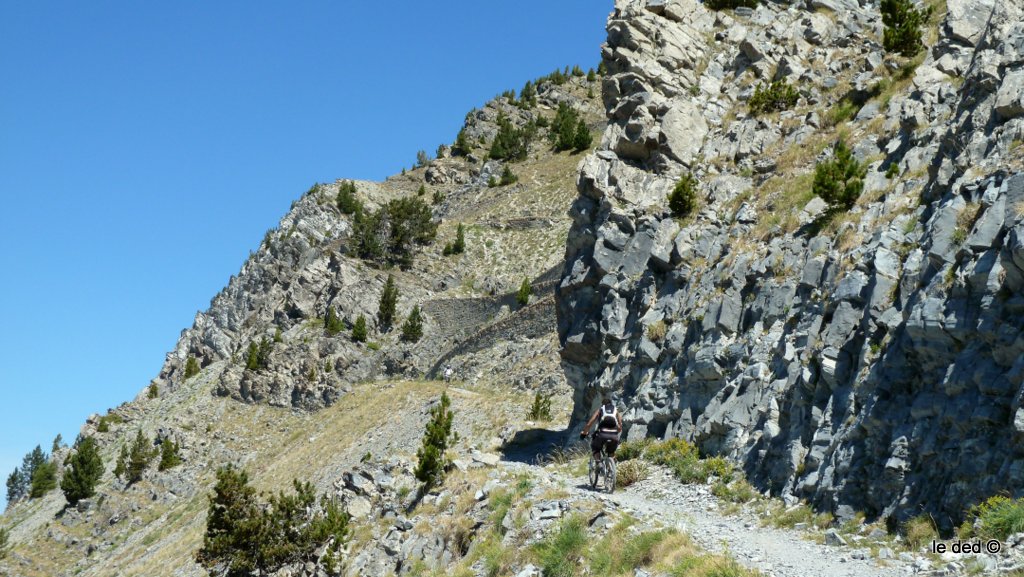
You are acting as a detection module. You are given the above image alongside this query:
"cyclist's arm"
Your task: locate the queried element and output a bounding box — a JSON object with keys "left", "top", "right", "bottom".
{"left": 581, "top": 409, "right": 600, "bottom": 435}
{"left": 616, "top": 412, "right": 622, "bottom": 434}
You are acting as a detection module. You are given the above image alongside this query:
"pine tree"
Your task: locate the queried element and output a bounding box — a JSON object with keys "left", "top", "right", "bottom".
{"left": 573, "top": 119, "right": 592, "bottom": 151}
{"left": 377, "top": 274, "right": 399, "bottom": 330}
{"left": 336, "top": 180, "right": 361, "bottom": 215}
{"left": 52, "top": 434, "right": 64, "bottom": 453}
{"left": 517, "top": 278, "right": 533, "bottom": 307}
{"left": 454, "top": 127, "right": 472, "bottom": 157}
{"left": 351, "top": 314, "right": 368, "bottom": 342}
{"left": 29, "top": 460, "right": 57, "bottom": 498}
{"left": 813, "top": 139, "right": 867, "bottom": 211}
{"left": 881, "top": 0, "right": 932, "bottom": 57}
{"left": 147, "top": 383, "right": 159, "bottom": 399}
{"left": 158, "top": 438, "right": 182, "bottom": 471}
{"left": 499, "top": 165, "right": 519, "bottom": 186}
{"left": 127, "top": 430, "right": 155, "bottom": 485}
{"left": 196, "top": 465, "right": 262, "bottom": 576}
{"left": 185, "top": 356, "right": 201, "bottom": 379}
{"left": 519, "top": 80, "right": 536, "bottom": 107}
{"left": 325, "top": 306, "right": 344, "bottom": 336}
{"left": 668, "top": 173, "right": 698, "bottom": 218}
{"left": 273, "top": 327, "right": 283, "bottom": 343}
{"left": 6, "top": 468, "right": 24, "bottom": 504}
{"left": 587, "top": 68, "right": 596, "bottom": 82}
{"left": 245, "top": 341, "right": 260, "bottom": 371}
{"left": 113, "top": 445, "right": 129, "bottom": 480}
{"left": 197, "top": 466, "right": 350, "bottom": 576}
{"left": 551, "top": 102, "right": 582, "bottom": 151}
{"left": 417, "top": 183, "right": 426, "bottom": 196}
{"left": 414, "top": 392, "right": 456, "bottom": 491}
{"left": 452, "top": 223, "right": 466, "bottom": 255}
{"left": 401, "top": 305, "right": 424, "bottom": 343}
{"left": 61, "top": 437, "right": 104, "bottom": 506}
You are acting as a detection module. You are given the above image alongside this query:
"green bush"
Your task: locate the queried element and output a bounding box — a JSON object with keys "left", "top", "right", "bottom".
{"left": 489, "top": 113, "right": 531, "bottom": 161}
{"left": 335, "top": 180, "right": 361, "bottom": 215}
{"left": 113, "top": 445, "right": 129, "bottom": 480}
{"left": 245, "top": 337, "right": 272, "bottom": 371}
{"left": 273, "top": 327, "right": 283, "bottom": 343}
{"left": 126, "top": 430, "right": 156, "bottom": 485}
{"left": 749, "top": 80, "right": 799, "bottom": 115}
{"left": 96, "top": 413, "right": 123, "bottom": 433}
{"left": 616, "top": 460, "right": 650, "bottom": 488}
{"left": 351, "top": 314, "right": 368, "bottom": 342}
{"left": 615, "top": 439, "right": 652, "bottom": 462}
{"left": 377, "top": 274, "right": 398, "bottom": 330}
{"left": 519, "top": 80, "right": 537, "bottom": 108}
{"left": 28, "top": 460, "right": 57, "bottom": 499}
{"left": 197, "top": 467, "right": 349, "bottom": 576}
{"left": 551, "top": 102, "right": 583, "bottom": 152}
{"left": 0, "top": 525, "right": 8, "bottom": 559}
{"left": 147, "top": 383, "right": 159, "bottom": 399}
{"left": 452, "top": 223, "right": 466, "bottom": 255}
{"left": 965, "top": 495, "right": 1024, "bottom": 541}
{"left": 158, "top": 438, "right": 182, "bottom": 471}
{"left": 401, "top": 305, "right": 424, "bottom": 343}
{"left": 668, "top": 173, "right": 698, "bottom": 218}
{"left": 881, "top": 0, "right": 932, "bottom": 57}
{"left": 352, "top": 197, "right": 437, "bottom": 268}
{"left": 516, "top": 278, "right": 532, "bottom": 306}
{"left": 573, "top": 119, "right": 593, "bottom": 152}
{"left": 812, "top": 139, "right": 867, "bottom": 211}
{"left": 704, "top": 0, "right": 759, "bottom": 8}
{"left": 325, "top": 306, "right": 344, "bottom": 336}
{"left": 185, "top": 356, "right": 201, "bottom": 379}
{"left": 454, "top": 127, "right": 472, "bottom": 157}
{"left": 61, "top": 437, "right": 104, "bottom": 505}
{"left": 414, "top": 392, "right": 456, "bottom": 491}
{"left": 535, "top": 515, "right": 587, "bottom": 577}
{"left": 528, "top": 390, "right": 553, "bottom": 420}
{"left": 499, "top": 165, "right": 519, "bottom": 186}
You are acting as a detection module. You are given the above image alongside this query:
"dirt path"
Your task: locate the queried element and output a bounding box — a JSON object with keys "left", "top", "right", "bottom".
{"left": 523, "top": 461, "right": 919, "bottom": 577}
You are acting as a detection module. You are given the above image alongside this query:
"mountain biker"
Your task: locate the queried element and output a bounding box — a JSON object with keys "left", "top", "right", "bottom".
{"left": 579, "top": 397, "right": 622, "bottom": 463}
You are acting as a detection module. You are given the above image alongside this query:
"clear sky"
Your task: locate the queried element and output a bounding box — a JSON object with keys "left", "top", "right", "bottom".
{"left": 0, "top": 1, "right": 610, "bottom": 507}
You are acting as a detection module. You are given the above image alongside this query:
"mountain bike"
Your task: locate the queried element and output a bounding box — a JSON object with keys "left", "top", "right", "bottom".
{"left": 585, "top": 434, "right": 616, "bottom": 493}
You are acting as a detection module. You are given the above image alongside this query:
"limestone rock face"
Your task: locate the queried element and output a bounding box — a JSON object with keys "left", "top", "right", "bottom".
{"left": 557, "top": 0, "right": 1024, "bottom": 531}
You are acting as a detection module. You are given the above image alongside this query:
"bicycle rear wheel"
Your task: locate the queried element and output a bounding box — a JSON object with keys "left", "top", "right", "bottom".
{"left": 604, "top": 455, "right": 616, "bottom": 493}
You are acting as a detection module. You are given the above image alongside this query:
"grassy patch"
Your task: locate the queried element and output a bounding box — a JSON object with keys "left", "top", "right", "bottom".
{"left": 903, "top": 515, "right": 938, "bottom": 550}
{"left": 961, "top": 495, "right": 1024, "bottom": 541}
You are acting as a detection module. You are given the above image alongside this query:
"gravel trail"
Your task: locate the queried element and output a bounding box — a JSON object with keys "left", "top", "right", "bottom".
{"left": 546, "top": 465, "right": 917, "bottom": 577}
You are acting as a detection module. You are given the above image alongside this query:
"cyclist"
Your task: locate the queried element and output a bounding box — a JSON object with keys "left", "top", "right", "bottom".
{"left": 579, "top": 397, "right": 622, "bottom": 463}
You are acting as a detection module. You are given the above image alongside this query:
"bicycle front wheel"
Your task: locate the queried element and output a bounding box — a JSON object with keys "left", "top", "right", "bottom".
{"left": 588, "top": 455, "right": 599, "bottom": 489}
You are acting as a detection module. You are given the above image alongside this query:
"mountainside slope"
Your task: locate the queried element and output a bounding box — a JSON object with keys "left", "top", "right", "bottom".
{"left": 0, "top": 74, "right": 604, "bottom": 576}
{"left": 557, "top": 0, "right": 1024, "bottom": 532}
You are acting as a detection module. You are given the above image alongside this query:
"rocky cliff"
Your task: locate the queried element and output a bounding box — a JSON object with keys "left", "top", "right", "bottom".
{"left": 557, "top": 0, "right": 1024, "bottom": 532}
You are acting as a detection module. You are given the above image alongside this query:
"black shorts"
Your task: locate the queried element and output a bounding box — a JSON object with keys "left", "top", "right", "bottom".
{"left": 591, "top": 430, "right": 619, "bottom": 455}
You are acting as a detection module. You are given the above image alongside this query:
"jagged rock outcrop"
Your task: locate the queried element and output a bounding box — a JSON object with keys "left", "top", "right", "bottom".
{"left": 558, "top": 0, "right": 1024, "bottom": 531}
{"left": 141, "top": 77, "right": 607, "bottom": 411}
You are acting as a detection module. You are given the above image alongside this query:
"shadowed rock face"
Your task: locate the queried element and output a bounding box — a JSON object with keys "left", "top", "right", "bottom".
{"left": 557, "top": 0, "right": 1024, "bottom": 530}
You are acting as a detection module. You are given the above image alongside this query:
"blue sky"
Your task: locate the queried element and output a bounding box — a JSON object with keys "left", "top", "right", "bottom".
{"left": 0, "top": 1, "right": 609, "bottom": 506}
